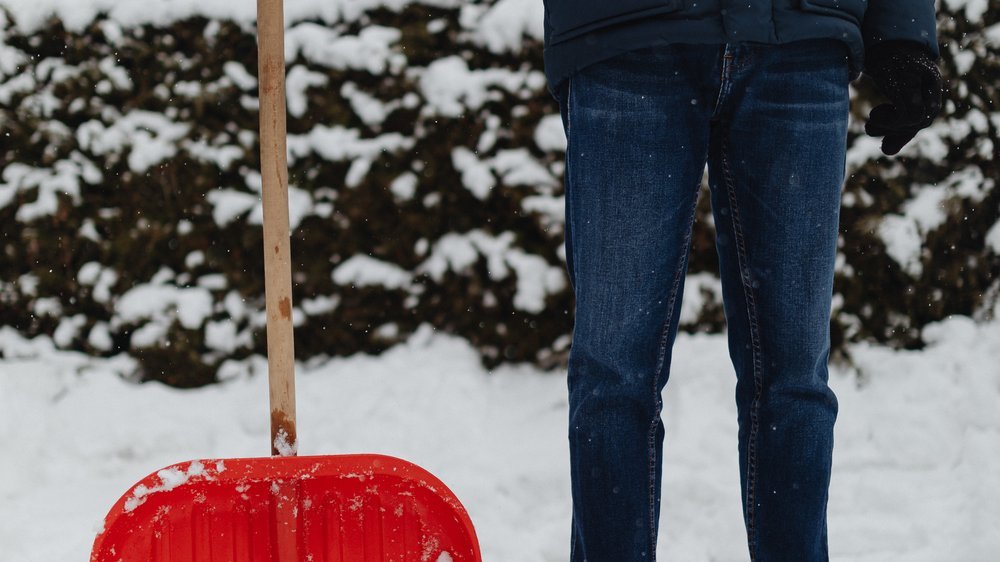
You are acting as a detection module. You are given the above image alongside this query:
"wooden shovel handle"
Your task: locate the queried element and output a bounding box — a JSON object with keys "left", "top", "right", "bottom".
{"left": 257, "top": 0, "right": 297, "bottom": 457}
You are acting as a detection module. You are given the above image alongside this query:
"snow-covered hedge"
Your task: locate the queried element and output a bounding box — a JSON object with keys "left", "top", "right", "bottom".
{"left": 0, "top": 0, "right": 997, "bottom": 387}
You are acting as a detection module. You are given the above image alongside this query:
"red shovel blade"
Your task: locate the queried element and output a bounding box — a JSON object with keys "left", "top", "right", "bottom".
{"left": 91, "top": 454, "right": 482, "bottom": 562}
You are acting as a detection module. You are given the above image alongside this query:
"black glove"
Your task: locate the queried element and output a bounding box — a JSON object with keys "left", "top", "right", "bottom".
{"left": 862, "top": 40, "right": 944, "bottom": 156}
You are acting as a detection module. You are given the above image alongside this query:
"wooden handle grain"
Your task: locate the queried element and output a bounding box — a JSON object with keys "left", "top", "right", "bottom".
{"left": 256, "top": 0, "right": 297, "bottom": 457}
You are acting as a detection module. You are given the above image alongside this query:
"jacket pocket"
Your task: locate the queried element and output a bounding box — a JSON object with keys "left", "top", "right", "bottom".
{"left": 547, "top": 0, "right": 684, "bottom": 44}
{"left": 798, "top": 0, "right": 865, "bottom": 26}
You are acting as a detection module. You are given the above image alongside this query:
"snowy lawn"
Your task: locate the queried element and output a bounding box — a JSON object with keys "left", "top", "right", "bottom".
{"left": 1, "top": 314, "right": 998, "bottom": 562}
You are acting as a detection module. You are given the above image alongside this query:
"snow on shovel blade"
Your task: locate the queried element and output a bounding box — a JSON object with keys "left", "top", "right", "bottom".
{"left": 91, "top": 453, "right": 481, "bottom": 562}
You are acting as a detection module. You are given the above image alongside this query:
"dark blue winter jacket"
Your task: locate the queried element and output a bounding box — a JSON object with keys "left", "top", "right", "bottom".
{"left": 542, "top": 0, "right": 941, "bottom": 102}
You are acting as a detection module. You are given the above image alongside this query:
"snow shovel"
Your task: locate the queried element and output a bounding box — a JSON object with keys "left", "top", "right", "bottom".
{"left": 89, "top": 1, "right": 483, "bottom": 560}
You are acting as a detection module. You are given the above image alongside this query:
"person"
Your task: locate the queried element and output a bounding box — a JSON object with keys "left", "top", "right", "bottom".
{"left": 541, "top": 1, "right": 944, "bottom": 561}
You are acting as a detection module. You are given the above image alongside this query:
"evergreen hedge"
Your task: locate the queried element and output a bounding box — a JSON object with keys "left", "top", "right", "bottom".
{"left": 0, "top": 1, "right": 996, "bottom": 387}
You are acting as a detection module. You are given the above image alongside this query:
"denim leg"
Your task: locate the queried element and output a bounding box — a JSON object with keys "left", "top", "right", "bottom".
{"left": 706, "top": 39, "right": 849, "bottom": 562}
{"left": 561, "top": 44, "right": 721, "bottom": 562}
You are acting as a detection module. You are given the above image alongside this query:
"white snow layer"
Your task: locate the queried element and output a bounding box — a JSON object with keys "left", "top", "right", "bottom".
{"left": 416, "top": 229, "right": 566, "bottom": 313}
{"left": 0, "top": 313, "right": 998, "bottom": 561}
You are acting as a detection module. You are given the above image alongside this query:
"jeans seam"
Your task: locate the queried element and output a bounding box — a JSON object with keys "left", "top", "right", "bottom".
{"left": 720, "top": 134, "right": 764, "bottom": 561}
{"left": 711, "top": 44, "right": 733, "bottom": 120}
{"left": 647, "top": 177, "right": 701, "bottom": 561}
{"left": 566, "top": 76, "right": 572, "bottom": 133}
{"left": 563, "top": 75, "right": 577, "bottom": 295}
{"left": 565, "top": 74, "right": 577, "bottom": 562}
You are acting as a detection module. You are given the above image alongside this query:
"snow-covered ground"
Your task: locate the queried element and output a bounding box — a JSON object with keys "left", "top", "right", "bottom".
{"left": 1, "top": 0, "right": 997, "bottom": 559}
{"left": 1, "top": 310, "right": 998, "bottom": 562}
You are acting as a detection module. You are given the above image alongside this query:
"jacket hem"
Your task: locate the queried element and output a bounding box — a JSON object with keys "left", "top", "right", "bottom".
{"left": 543, "top": 13, "right": 869, "bottom": 102}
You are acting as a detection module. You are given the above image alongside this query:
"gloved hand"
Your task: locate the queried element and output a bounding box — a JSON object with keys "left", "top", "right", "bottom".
{"left": 862, "top": 40, "right": 944, "bottom": 156}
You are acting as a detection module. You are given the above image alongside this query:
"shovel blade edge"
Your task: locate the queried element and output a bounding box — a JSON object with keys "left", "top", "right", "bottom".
{"left": 90, "top": 454, "right": 481, "bottom": 562}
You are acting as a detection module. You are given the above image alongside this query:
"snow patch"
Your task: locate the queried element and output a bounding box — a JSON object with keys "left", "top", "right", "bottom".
{"left": 332, "top": 254, "right": 414, "bottom": 291}
{"left": 123, "top": 460, "right": 211, "bottom": 513}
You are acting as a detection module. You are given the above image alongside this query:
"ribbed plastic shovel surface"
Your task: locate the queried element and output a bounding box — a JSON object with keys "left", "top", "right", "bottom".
{"left": 90, "top": 454, "right": 481, "bottom": 562}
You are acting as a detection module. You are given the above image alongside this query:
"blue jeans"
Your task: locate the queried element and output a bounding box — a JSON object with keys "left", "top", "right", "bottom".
{"left": 556, "top": 39, "right": 849, "bottom": 561}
